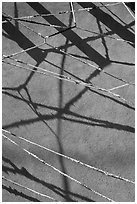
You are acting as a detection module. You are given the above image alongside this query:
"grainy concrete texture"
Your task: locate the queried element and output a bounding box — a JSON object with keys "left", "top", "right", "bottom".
{"left": 2, "top": 2, "right": 135, "bottom": 202}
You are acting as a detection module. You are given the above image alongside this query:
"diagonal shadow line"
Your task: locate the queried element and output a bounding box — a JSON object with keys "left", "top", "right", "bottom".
{"left": 2, "top": 113, "right": 55, "bottom": 129}
{"left": 15, "top": 87, "right": 90, "bottom": 202}
{"left": 2, "top": 18, "right": 134, "bottom": 127}
{"left": 2, "top": 157, "right": 95, "bottom": 202}
{"left": 57, "top": 19, "right": 135, "bottom": 49}
{"left": 20, "top": 87, "right": 39, "bottom": 113}
{"left": 44, "top": 47, "right": 135, "bottom": 67}
{"left": 18, "top": 88, "right": 61, "bottom": 143}
{"left": 2, "top": 15, "right": 71, "bottom": 90}
{"left": 17, "top": 86, "right": 98, "bottom": 201}
{"left": 95, "top": 18, "right": 134, "bottom": 75}
{"left": 2, "top": 167, "right": 73, "bottom": 202}
{"left": 2, "top": 88, "right": 135, "bottom": 129}
{"left": 2, "top": 16, "right": 74, "bottom": 91}
{"left": 61, "top": 70, "right": 108, "bottom": 112}
{"left": 61, "top": 67, "right": 108, "bottom": 112}
{"left": 2, "top": 88, "right": 135, "bottom": 112}
{"left": 78, "top": 2, "right": 135, "bottom": 47}
{"left": 3, "top": 26, "right": 134, "bottom": 120}
{"left": 109, "top": 60, "right": 135, "bottom": 66}
{"left": 61, "top": 113, "right": 135, "bottom": 133}
{"left": 96, "top": 18, "right": 110, "bottom": 60}
{"left": 2, "top": 16, "right": 135, "bottom": 50}
{"left": 3, "top": 16, "right": 134, "bottom": 69}
{"left": 67, "top": 54, "right": 135, "bottom": 66}
{"left": 58, "top": 18, "right": 134, "bottom": 48}
{"left": 104, "top": 24, "right": 135, "bottom": 48}
{"left": 103, "top": 2, "right": 135, "bottom": 33}
{"left": 53, "top": 19, "right": 134, "bottom": 115}
{"left": 2, "top": 26, "right": 69, "bottom": 58}
{"left": 120, "top": 20, "right": 135, "bottom": 30}
{"left": 2, "top": 13, "right": 104, "bottom": 93}
{"left": 125, "top": 2, "right": 135, "bottom": 13}
{"left": 27, "top": 2, "right": 111, "bottom": 69}
{"left": 26, "top": 3, "right": 135, "bottom": 114}
{"left": 2, "top": 32, "right": 12, "bottom": 39}
{"left": 44, "top": 19, "right": 135, "bottom": 52}
{"left": 2, "top": 3, "right": 134, "bottom": 200}
{"left": 2, "top": 16, "right": 46, "bottom": 63}
{"left": 2, "top": 185, "right": 40, "bottom": 202}
{"left": 2, "top": 90, "right": 59, "bottom": 112}
{"left": 2, "top": 100, "right": 135, "bottom": 133}
{"left": 2, "top": 14, "right": 135, "bottom": 133}
{"left": 3, "top": 10, "right": 76, "bottom": 199}
{"left": 100, "top": 2, "right": 134, "bottom": 31}
{"left": 2, "top": 16, "right": 47, "bottom": 89}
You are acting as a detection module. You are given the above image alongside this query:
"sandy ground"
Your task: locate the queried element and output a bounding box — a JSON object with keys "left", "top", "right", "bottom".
{"left": 2, "top": 2, "right": 135, "bottom": 202}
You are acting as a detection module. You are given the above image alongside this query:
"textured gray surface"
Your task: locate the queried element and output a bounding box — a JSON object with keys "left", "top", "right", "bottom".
{"left": 2, "top": 2, "right": 135, "bottom": 202}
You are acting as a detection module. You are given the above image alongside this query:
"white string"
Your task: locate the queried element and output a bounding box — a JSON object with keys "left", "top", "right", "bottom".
{"left": 2, "top": 3, "right": 135, "bottom": 202}
{"left": 2, "top": 59, "right": 83, "bottom": 84}
{"left": 2, "top": 176, "right": 60, "bottom": 201}
{"left": 2, "top": 13, "right": 68, "bottom": 29}
{"left": 70, "top": 2, "right": 76, "bottom": 26}
{"left": 108, "top": 83, "right": 129, "bottom": 91}
{"left": 2, "top": 58, "right": 134, "bottom": 108}
{"left": 76, "top": 27, "right": 135, "bottom": 45}
{"left": 122, "top": 2, "right": 135, "bottom": 19}
{"left": 3, "top": 12, "right": 135, "bottom": 87}
{"left": 2, "top": 129, "right": 135, "bottom": 185}
{"left": 45, "top": 42, "right": 135, "bottom": 86}
{"left": 17, "top": 16, "right": 135, "bottom": 86}
{"left": 2, "top": 41, "right": 46, "bottom": 60}
{"left": 2, "top": 56, "right": 70, "bottom": 79}
{"left": 2, "top": 134, "right": 115, "bottom": 202}
{"left": 2, "top": 2, "right": 122, "bottom": 23}
{"left": 2, "top": 13, "right": 75, "bottom": 59}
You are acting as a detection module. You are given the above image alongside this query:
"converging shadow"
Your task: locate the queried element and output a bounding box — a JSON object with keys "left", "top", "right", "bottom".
{"left": 110, "top": 60, "right": 135, "bottom": 66}
{"left": 2, "top": 156, "right": 95, "bottom": 202}
{"left": 27, "top": 2, "right": 111, "bottom": 69}
{"left": 2, "top": 3, "right": 134, "bottom": 202}
{"left": 2, "top": 185, "right": 40, "bottom": 202}
{"left": 3, "top": 5, "right": 134, "bottom": 115}
{"left": 2, "top": 14, "right": 46, "bottom": 92}
{"left": 100, "top": 2, "right": 135, "bottom": 33}
{"left": 3, "top": 12, "right": 70, "bottom": 91}
{"left": 2, "top": 15, "right": 46, "bottom": 63}
{"left": 96, "top": 18, "right": 110, "bottom": 60}
{"left": 83, "top": 20, "right": 135, "bottom": 48}
{"left": 78, "top": 2, "right": 135, "bottom": 47}
{"left": 2, "top": 13, "right": 74, "bottom": 98}
{"left": 18, "top": 86, "right": 75, "bottom": 201}
{"left": 2, "top": 91, "right": 135, "bottom": 133}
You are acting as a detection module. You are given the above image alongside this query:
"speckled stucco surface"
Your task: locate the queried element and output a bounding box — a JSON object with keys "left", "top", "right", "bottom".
{"left": 2, "top": 2, "right": 135, "bottom": 202}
